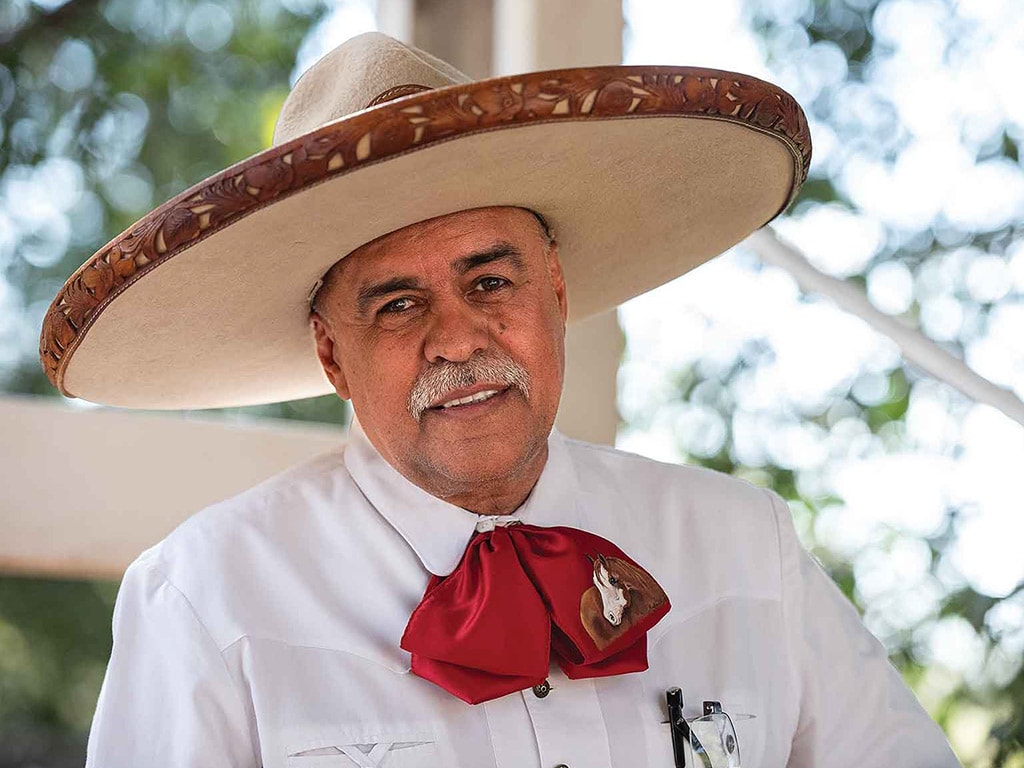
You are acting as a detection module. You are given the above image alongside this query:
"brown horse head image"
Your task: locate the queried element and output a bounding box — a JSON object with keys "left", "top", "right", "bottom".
{"left": 579, "top": 553, "right": 669, "bottom": 650}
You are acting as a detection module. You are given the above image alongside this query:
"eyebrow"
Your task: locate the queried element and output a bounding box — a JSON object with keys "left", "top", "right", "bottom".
{"left": 453, "top": 242, "right": 526, "bottom": 275}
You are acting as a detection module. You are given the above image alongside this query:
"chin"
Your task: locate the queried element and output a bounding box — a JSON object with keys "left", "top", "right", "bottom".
{"left": 427, "top": 430, "right": 546, "bottom": 484}
{"left": 439, "top": 447, "right": 528, "bottom": 483}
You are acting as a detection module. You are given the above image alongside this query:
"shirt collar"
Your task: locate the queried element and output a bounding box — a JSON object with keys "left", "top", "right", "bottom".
{"left": 343, "top": 417, "right": 582, "bottom": 577}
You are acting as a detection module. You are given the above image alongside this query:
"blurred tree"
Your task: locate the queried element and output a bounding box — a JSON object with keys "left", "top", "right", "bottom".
{"left": 0, "top": 0, "right": 349, "bottom": 423}
{"left": 757, "top": 0, "right": 1023, "bottom": 761}
{"left": 0, "top": 0, "right": 349, "bottom": 762}
{"left": 620, "top": 0, "right": 1023, "bottom": 765}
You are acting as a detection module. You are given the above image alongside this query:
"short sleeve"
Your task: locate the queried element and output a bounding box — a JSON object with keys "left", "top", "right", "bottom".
{"left": 86, "top": 551, "right": 259, "bottom": 767}
{"left": 765, "top": 489, "right": 962, "bottom": 768}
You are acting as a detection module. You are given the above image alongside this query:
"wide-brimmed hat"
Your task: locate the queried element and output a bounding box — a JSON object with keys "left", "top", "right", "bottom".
{"left": 38, "top": 31, "right": 810, "bottom": 410}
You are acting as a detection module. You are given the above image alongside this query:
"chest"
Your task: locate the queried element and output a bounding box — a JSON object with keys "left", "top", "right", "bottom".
{"left": 232, "top": 597, "right": 798, "bottom": 768}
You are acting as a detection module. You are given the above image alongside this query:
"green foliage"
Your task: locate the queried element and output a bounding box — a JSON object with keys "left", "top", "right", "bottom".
{"left": 0, "top": 0, "right": 343, "bottom": 761}
{"left": 656, "top": 1, "right": 1024, "bottom": 764}
{"left": 0, "top": 577, "right": 116, "bottom": 761}
{"left": 0, "top": 0, "right": 336, "bottom": 423}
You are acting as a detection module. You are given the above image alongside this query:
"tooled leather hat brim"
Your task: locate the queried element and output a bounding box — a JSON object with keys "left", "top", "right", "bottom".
{"left": 39, "top": 65, "right": 810, "bottom": 409}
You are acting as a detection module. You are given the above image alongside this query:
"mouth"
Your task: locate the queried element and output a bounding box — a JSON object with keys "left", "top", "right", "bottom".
{"left": 427, "top": 385, "right": 511, "bottom": 414}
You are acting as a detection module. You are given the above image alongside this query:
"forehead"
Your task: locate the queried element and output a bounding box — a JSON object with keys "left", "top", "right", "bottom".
{"left": 340, "top": 206, "right": 544, "bottom": 276}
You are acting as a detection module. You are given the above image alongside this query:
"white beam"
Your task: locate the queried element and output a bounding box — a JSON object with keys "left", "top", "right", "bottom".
{"left": 748, "top": 227, "right": 1024, "bottom": 428}
{"left": 0, "top": 396, "right": 344, "bottom": 578}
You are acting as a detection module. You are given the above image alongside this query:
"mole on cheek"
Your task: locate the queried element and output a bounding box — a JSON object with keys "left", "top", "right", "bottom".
{"left": 498, "top": 322, "right": 508, "bottom": 333}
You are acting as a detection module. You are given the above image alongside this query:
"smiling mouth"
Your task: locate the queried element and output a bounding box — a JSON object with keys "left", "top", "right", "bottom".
{"left": 430, "top": 387, "right": 509, "bottom": 411}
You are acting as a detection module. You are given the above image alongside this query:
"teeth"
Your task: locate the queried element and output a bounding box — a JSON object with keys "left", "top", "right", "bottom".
{"left": 441, "top": 389, "right": 499, "bottom": 409}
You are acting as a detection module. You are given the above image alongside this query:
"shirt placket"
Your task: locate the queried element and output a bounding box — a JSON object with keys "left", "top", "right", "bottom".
{"left": 520, "top": 664, "right": 614, "bottom": 768}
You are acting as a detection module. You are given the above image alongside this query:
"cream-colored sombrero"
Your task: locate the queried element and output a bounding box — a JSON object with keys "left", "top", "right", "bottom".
{"left": 39, "top": 31, "right": 810, "bottom": 410}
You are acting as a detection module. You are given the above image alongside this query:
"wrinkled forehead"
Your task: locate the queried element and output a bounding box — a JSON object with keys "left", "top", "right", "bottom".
{"left": 311, "top": 205, "right": 552, "bottom": 308}
{"left": 347, "top": 205, "right": 549, "bottom": 263}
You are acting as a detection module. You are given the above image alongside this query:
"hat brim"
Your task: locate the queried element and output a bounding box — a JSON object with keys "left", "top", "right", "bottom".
{"left": 40, "top": 65, "right": 810, "bottom": 409}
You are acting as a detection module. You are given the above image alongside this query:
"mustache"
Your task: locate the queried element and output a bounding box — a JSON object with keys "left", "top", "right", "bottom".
{"left": 407, "top": 350, "right": 531, "bottom": 422}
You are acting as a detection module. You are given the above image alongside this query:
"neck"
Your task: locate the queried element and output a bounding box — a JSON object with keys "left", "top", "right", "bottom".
{"left": 408, "top": 440, "right": 549, "bottom": 517}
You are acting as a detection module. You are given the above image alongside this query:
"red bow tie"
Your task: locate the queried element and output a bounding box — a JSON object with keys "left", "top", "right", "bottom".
{"left": 400, "top": 521, "right": 671, "bottom": 704}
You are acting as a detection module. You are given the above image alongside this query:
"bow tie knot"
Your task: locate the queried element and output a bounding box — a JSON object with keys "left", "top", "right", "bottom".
{"left": 474, "top": 515, "right": 523, "bottom": 533}
{"left": 401, "top": 522, "right": 671, "bottom": 704}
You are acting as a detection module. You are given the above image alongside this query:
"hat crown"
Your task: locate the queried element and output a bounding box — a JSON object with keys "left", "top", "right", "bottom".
{"left": 272, "top": 32, "right": 472, "bottom": 146}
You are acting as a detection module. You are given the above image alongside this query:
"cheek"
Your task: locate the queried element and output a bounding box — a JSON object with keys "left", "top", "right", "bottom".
{"left": 339, "top": 332, "right": 420, "bottom": 404}
{"left": 501, "top": 315, "right": 565, "bottom": 387}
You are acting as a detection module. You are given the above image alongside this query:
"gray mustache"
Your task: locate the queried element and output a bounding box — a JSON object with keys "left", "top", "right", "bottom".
{"left": 408, "top": 351, "right": 531, "bottom": 422}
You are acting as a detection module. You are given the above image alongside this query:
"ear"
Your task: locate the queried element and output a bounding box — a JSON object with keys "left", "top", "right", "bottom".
{"left": 309, "top": 312, "right": 351, "bottom": 400}
{"left": 545, "top": 243, "right": 568, "bottom": 324}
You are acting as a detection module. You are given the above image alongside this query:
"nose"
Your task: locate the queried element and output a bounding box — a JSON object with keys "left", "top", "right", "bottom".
{"left": 423, "top": 298, "right": 490, "bottom": 364}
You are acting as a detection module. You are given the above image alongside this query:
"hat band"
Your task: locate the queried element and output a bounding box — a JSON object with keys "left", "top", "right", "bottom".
{"left": 367, "top": 83, "right": 431, "bottom": 108}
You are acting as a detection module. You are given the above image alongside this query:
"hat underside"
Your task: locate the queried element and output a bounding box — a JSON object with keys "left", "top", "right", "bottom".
{"left": 42, "top": 66, "right": 809, "bottom": 409}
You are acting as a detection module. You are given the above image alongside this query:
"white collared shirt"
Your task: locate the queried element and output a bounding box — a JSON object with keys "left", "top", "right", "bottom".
{"left": 86, "top": 425, "right": 960, "bottom": 768}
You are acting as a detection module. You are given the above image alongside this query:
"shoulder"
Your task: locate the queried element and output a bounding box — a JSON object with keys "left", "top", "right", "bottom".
{"left": 156, "top": 447, "right": 347, "bottom": 563}
{"left": 564, "top": 436, "right": 776, "bottom": 516}
{"left": 122, "top": 446, "right": 363, "bottom": 645}
{"left": 563, "top": 437, "right": 790, "bottom": 600}
{"left": 116, "top": 442, "right": 424, "bottom": 671}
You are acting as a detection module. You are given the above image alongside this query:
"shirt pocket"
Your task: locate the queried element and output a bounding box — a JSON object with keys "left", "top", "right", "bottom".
{"left": 641, "top": 703, "right": 764, "bottom": 768}
{"left": 287, "top": 730, "right": 439, "bottom": 768}
{"left": 719, "top": 691, "right": 764, "bottom": 768}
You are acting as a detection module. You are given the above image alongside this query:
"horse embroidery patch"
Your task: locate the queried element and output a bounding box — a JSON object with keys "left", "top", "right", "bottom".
{"left": 580, "top": 553, "right": 669, "bottom": 650}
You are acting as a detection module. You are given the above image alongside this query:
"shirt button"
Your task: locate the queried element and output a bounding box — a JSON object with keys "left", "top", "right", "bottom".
{"left": 532, "top": 679, "right": 551, "bottom": 698}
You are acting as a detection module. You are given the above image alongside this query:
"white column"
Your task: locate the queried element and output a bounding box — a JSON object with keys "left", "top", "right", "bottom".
{"left": 384, "top": 0, "right": 626, "bottom": 444}
{"left": 375, "top": 0, "right": 414, "bottom": 41}
{"left": 492, "top": 0, "right": 626, "bottom": 446}
{"left": 493, "top": 0, "right": 624, "bottom": 74}
{"left": 386, "top": 0, "right": 626, "bottom": 445}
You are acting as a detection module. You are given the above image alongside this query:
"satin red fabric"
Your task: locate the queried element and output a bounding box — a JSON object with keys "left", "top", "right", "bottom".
{"left": 400, "top": 523, "right": 671, "bottom": 704}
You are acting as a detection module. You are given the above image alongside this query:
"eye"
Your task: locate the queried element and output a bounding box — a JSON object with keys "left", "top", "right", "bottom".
{"left": 474, "top": 276, "right": 510, "bottom": 292}
{"left": 379, "top": 297, "right": 415, "bottom": 314}
{"left": 608, "top": 576, "right": 619, "bottom": 586}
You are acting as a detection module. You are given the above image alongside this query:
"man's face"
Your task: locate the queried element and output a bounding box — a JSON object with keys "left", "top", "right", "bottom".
{"left": 310, "top": 207, "right": 568, "bottom": 501}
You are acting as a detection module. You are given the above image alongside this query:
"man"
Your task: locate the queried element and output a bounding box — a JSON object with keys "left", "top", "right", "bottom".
{"left": 307, "top": 206, "right": 567, "bottom": 519}
{"left": 41, "top": 32, "right": 960, "bottom": 767}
